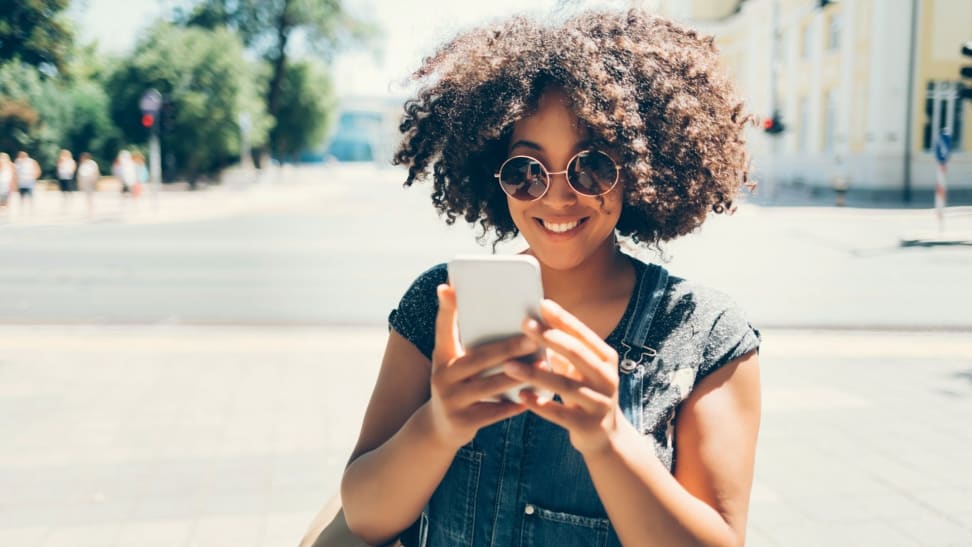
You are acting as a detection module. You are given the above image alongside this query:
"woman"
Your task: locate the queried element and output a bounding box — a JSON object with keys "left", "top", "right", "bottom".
{"left": 56, "top": 149, "right": 77, "bottom": 194}
{"left": 76, "top": 152, "right": 100, "bottom": 216}
{"left": 340, "top": 9, "right": 761, "bottom": 547}
{"left": 0, "top": 152, "right": 13, "bottom": 210}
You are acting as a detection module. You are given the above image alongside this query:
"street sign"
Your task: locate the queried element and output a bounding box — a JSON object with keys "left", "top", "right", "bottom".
{"left": 934, "top": 130, "right": 951, "bottom": 164}
{"left": 140, "top": 89, "right": 163, "bottom": 115}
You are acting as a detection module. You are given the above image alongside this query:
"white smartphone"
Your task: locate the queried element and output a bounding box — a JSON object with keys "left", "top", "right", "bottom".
{"left": 447, "top": 254, "right": 552, "bottom": 404}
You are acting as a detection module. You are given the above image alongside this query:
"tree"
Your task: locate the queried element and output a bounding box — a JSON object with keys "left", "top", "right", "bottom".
{"left": 271, "top": 60, "right": 335, "bottom": 161}
{"left": 0, "top": 0, "right": 74, "bottom": 72}
{"left": 106, "top": 23, "right": 270, "bottom": 182}
{"left": 176, "top": 0, "right": 373, "bottom": 159}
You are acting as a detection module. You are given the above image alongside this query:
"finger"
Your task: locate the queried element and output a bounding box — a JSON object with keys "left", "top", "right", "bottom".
{"left": 452, "top": 371, "right": 530, "bottom": 407}
{"left": 432, "top": 284, "right": 462, "bottom": 370}
{"left": 461, "top": 400, "right": 527, "bottom": 428}
{"left": 519, "top": 389, "right": 577, "bottom": 429}
{"left": 540, "top": 300, "right": 615, "bottom": 362}
{"left": 440, "top": 335, "right": 538, "bottom": 385}
{"left": 503, "top": 362, "right": 609, "bottom": 413}
{"left": 523, "top": 320, "right": 613, "bottom": 393}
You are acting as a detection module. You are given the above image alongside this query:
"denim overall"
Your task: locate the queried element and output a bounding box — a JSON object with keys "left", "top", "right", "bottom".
{"left": 412, "top": 263, "right": 670, "bottom": 547}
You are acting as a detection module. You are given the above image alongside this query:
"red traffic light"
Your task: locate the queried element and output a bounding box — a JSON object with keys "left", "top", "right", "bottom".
{"left": 141, "top": 113, "right": 155, "bottom": 128}
{"left": 763, "top": 118, "right": 774, "bottom": 131}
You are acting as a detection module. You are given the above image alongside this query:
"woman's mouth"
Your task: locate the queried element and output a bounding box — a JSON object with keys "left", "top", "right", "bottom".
{"left": 536, "top": 217, "right": 589, "bottom": 236}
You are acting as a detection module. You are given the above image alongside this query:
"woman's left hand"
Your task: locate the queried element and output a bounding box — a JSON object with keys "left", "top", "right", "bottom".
{"left": 504, "top": 299, "right": 626, "bottom": 457}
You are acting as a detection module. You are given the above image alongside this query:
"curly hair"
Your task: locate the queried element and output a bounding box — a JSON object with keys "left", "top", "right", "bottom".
{"left": 393, "top": 9, "right": 755, "bottom": 246}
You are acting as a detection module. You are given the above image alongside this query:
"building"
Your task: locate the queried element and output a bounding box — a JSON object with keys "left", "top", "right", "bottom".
{"left": 657, "top": 0, "right": 972, "bottom": 203}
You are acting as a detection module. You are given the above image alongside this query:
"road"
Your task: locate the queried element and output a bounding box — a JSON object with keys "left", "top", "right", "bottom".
{"left": 0, "top": 163, "right": 970, "bottom": 330}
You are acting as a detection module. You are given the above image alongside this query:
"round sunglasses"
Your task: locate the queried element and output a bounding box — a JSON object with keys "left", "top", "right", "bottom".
{"left": 494, "top": 149, "right": 620, "bottom": 201}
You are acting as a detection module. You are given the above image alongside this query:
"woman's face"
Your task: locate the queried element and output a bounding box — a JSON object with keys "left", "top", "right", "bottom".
{"left": 505, "top": 88, "right": 623, "bottom": 271}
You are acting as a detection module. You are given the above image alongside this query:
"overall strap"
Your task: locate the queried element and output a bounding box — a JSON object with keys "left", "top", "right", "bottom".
{"left": 619, "top": 263, "right": 669, "bottom": 374}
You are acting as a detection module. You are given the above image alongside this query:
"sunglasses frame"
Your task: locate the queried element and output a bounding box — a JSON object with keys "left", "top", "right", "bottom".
{"left": 493, "top": 149, "right": 621, "bottom": 202}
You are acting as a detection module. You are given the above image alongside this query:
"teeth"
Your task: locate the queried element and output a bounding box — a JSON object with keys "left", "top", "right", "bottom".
{"left": 542, "top": 219, "right": 580, "bottom": 233}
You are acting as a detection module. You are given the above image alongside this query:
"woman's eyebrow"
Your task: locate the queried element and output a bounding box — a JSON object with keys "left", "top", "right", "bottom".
{"left": 509, "top": 139, "right": 594, "bottom": 152}
{"left": 510, "top": 140, "right": 543, "bottom": 151}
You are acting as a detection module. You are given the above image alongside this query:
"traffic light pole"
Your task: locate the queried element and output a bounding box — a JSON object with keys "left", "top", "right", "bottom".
{"left": 149, "top": 127, "right": 162, "bottom": 209}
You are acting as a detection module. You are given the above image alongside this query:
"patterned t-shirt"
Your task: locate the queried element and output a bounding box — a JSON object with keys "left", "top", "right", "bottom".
{"left": 388, "top": 253, "right": 760, "bottom": 471}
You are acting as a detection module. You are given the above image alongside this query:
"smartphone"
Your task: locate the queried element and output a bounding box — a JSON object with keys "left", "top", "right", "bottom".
{"left": 447, "top": 254, "right": 552, "bottom": 404}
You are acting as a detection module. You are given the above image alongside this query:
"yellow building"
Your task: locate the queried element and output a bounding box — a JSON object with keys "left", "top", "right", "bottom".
{"left": 656, "top": 0, "right": 972, "bottom": 202}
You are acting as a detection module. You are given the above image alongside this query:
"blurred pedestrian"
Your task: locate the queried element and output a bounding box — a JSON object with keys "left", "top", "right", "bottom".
{"left": 14, "top": 151, "right": 40, "bottom": 214}
{"left": 56, "top": 149, "right": 77, "bottom": 193}
{"left": 113, "top": 150, "right": 137, "bottom": 198}
{"left": 131, "top": 151, "right": 149, "bottom": 199}
{"left": 0, "top": 152, "right": 13, "bottom": 211}
{"left": 76, "top": 152, "right": 100, "bottom": 217}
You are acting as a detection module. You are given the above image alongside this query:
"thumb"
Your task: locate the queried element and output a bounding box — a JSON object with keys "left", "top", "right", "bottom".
{"left": 433, "top": 283, "right": 463, "bottom": 368}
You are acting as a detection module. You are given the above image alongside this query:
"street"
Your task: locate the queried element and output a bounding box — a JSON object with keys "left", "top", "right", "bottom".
{"left": 1, "top": 164, "right": 971, "bottom": 329}
{"left": 1, "top": 164, "right": 971, "bottom": 546}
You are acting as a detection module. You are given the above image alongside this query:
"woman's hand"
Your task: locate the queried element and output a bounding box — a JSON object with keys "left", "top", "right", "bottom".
{"left": 427, "top": 284, "right": 532, "bottom": 451}
{"left": 504, "top": 299, "right": 625, "bottom": 456}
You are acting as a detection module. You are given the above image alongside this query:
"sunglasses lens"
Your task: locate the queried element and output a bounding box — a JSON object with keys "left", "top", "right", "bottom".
{"left": 568, "top": 150, "right": 618, "bottom": 196}
{"left": 499, "top": 157, "right": 547, "bottom": 200}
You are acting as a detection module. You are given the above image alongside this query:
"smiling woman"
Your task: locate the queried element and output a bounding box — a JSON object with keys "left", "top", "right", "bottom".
{"left": 330, "top": 7, "right": 762, "bottom": 547}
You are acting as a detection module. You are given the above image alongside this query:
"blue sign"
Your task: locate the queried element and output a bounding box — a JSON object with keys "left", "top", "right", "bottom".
{"left": 934, "top": 131, "right": 952, "bottom": 164}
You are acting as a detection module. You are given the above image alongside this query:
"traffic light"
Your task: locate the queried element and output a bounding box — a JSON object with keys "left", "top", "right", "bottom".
{"left": 961, "top": 42, "right": 972, "bottom": 101}
{"left": 141, "top": 113, "right": 155, "bottom": 128}
{"left": 763, "top": 111, "right": 785, "bottom": 135}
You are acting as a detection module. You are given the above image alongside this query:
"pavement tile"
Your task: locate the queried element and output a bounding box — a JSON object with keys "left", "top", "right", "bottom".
{"left": 890, "top": 514, "right": 972, "bottom": 546}
{"left": 186, "top": 514, "right": 265, "bottom": 547}
{"left": 39, "top": 523, "right": 120, "bottom": 547}
{"left": 905, "top": 489, "right": 972, "bottom": 530}
{"left": 0, "top": 526, "right": 49, "bottom": 547}
{"left": 785, "top": 492, "right": 937, "bottom": 524}
{"left": 115, "top": 519, "right": 193, "bottom": 547}
{"left": 761, "top": 520, "right": 923, "bottom": 547}
{"left": 130, "top": 493, "right": 205, "bottom": 521}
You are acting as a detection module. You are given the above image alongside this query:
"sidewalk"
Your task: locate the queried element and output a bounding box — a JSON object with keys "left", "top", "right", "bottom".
{"left": 1, "top": 326, "right": 970, "bottom": 546}
{"left": 0, "top": 167, "right": 329, "bottom": 228}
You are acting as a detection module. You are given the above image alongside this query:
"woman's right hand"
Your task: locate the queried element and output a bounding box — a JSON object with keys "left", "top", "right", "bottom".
{"left": 427, "top": 284, "right": 533, "bottom": 450}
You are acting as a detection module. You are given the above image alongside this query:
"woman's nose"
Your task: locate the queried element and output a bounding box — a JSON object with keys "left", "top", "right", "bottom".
{"left": 542, "top": 169, "right": 577, "bottom": 206}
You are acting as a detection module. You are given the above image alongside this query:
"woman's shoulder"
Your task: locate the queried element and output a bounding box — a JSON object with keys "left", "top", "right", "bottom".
{"left": 388, "top": 263, "right": 448, "bottom": 360}
{"left": 652, "top": 271, "right": 760, "bottom": 378}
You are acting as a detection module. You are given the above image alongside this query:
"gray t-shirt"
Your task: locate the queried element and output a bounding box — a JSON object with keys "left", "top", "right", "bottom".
{"left": 389, "top": 253, "right": 760, "bottom": 470}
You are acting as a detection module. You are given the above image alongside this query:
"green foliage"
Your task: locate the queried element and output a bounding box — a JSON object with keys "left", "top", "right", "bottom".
{"left": 176, "top": 0, "right": 374, "bottom": 159}
{"left": 0, "top": 0, "right": 73, "bottom": 72}
{"left": 0, "top": 60, "right": 120, "bottom": 174}
{"left": 106, "top": 23, "right": 270, "bottom": 180}
{"left": 271, "top": 60, "right": 335, "bottom": 160}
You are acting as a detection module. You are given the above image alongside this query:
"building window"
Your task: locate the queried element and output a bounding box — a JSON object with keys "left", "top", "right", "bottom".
{"left": 824, "top": 89, "right": 838, "bottom": 152}
{"left": 799, "top": 96, "right": 810, "bottom": 153}
{"left": 828, "top": 14, "right": 841, "bottom": 50}
{"left": 923, "top": 81, "right": 964, "bottom": 150}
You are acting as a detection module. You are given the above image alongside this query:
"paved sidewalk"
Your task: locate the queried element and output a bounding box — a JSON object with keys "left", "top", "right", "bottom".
{"left": 0, "top": 167, "right": 330, "bottom": 228}
{"left": 1, "top": 326, "right": 970, "bottom": 546}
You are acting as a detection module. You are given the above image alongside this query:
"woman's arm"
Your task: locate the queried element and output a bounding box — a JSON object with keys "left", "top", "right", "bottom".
{"left": 510, "top": 300, "right": 760, "bottom": 547}
{"left": 341, "top": 285, "right": 532, "bottom": 546}
{"left": 582, "top": 350, "right": 761, "bottom": 547}
{"left": 340, "top": 331, "right": 457, "bottom": 546}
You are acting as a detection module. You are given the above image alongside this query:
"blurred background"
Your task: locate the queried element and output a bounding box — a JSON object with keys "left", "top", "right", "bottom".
{"left": 1, "top": 0, "right": 970, "bottom": 546}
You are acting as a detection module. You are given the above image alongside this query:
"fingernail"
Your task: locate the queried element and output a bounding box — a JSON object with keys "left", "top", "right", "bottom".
{"left": 520, "top": 338, "right": 537, "bottom": 352}
{"left": 525, "top": 319, "right": 540, "bottom": 332}
{"left": 504, "top": 361, "right": 524, "bottom": 376}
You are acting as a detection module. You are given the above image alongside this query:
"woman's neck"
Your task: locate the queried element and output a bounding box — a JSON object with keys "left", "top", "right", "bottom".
{"left": 532, "top": 237, "right": 634, "bottom": 308}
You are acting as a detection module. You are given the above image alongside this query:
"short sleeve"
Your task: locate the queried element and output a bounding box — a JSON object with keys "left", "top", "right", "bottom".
{"left": 699, "top": 304, "right": 761, "bottom": 380}
{"left": 388, "top": 264, "right": 448, "bottom": 360}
